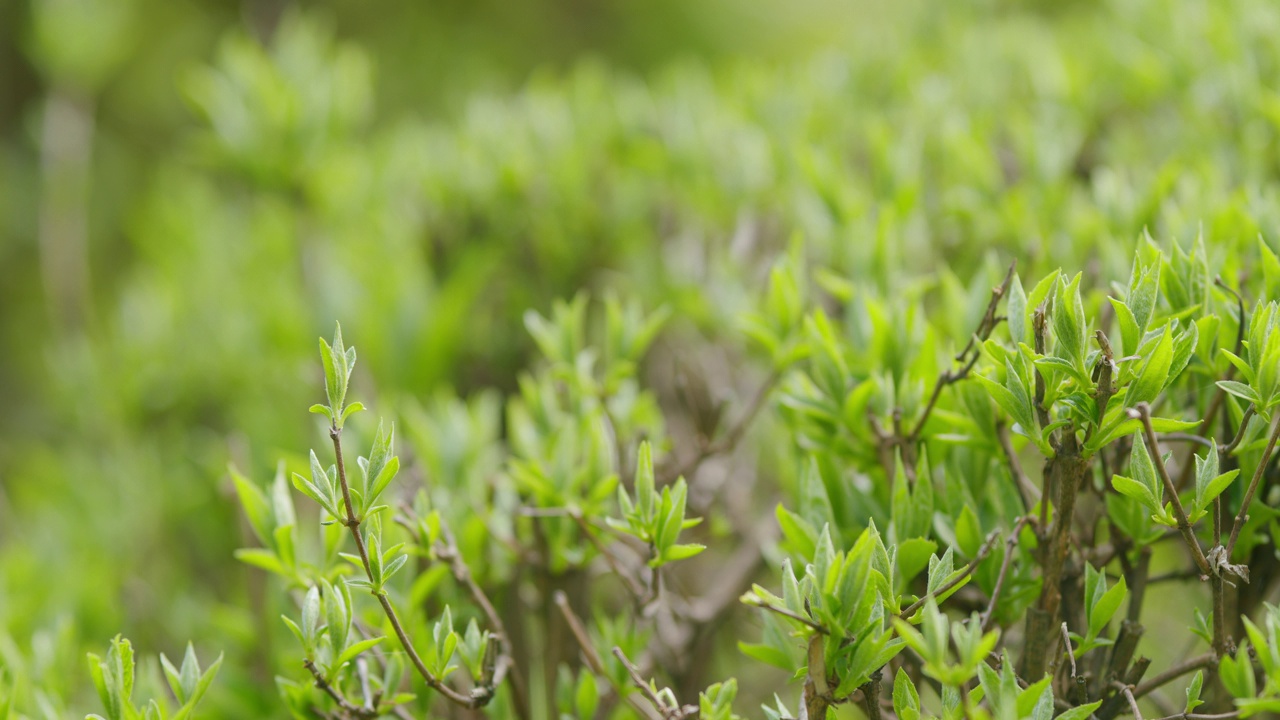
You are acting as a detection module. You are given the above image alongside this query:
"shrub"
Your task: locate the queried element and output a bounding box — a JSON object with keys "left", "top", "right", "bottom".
{"left": 99, "top": 238, "right": 1280, "bottom": 719}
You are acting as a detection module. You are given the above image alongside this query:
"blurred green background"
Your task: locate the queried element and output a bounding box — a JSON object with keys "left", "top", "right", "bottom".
{"left": 4, "top": 0, "right": 1280, "bottom": 714}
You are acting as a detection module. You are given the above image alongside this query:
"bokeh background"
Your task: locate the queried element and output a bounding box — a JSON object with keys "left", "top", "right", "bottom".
{"left": 4, "top": 0, "right": 1280, "bottom": 715}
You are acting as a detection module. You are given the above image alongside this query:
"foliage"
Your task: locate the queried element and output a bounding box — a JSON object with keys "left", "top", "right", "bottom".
{"left": 9, "top": 0, "right": 1280, "bottom": 718}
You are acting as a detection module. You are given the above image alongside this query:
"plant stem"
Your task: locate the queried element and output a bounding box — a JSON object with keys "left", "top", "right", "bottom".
{"left": 1132, "top": 406, "right": 1213, "bottom": 577}
{"left": 1021, "top": 431, "right": 1087, "bottom": 680}
{"left": 908, "top": 263, "right": 1016, "bottom": 445}
{"left": 900, "top": 530, "right": 1000, "bottom": 619}
{"left": 981, "top": 517, "right": 1031, "bottom": 632}
{"left": 1114, "top": 681, "right": 1143, "bottom": 720}
{"left": 554, "top": 592, "right": 662, "bottom": 720}
{"left": 860, "top": 671, "right": 883, "bottom": 720}
{"left": 304, "top": 659, "right": 377, "bottom": 719}
{"left": 1132, "top": 654, "right": 1216, "bottom": 700}
{"left": 661, "top": 370, "right": 779, "bottom": 484}
{"left": 742, "top": 596, "right": 829, "bottom": 634}
{"left": 436, "top": 518, "right": 530, "bottom": 719}
{"left": 1225, "top": 412, "right": 1280, "bottom": 559}
{"left": 329, "top": 426, "right": 481, "bottom": 709}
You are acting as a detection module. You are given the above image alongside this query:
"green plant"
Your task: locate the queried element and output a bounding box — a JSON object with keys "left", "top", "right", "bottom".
{"left": 218, "top": 237, "right": 1280, "bottom": 718}
{"left": 16, "top": 1, "right": 1280, "bottom": 717}
{"left": 85, "top": 636, "right": 220, "bottom": 720}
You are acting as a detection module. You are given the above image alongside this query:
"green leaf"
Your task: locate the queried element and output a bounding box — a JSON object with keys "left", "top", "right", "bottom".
{"left": 230, "top": 466, "right": 272, "bottom": 546}
{"left": 334, "top": 637, "right": 386, "bottom": 669}
{"left": 1192, "top": 444, "right": 1239, "bottom": 518}
{"left": 1111, "top": 475, "right": 1159, "bottom": 516}
{"left": 892, "top": 668, "right": 921, "bottom": 720}
{"left": 1184, "top": 670, "right": 1204, "bottom": 714}
{"left": 1125, "top": 324, "right": 1173, "bottom": 407}
{"left": 1217, "top": 380, "right": 1260, "bottom": 406}
{"left": 1220, "top": 641, "right": 1256, "bottom": 699}
{"left": 661, "top": 543, "right": 706, "bottom": 562}
{"left": 1053, "top": 272, "right": 1088, "bottom": 371}
{"left": 1088, "top": 575, "right": 1127, "bottom": 640}
{"left": 575, "top": 670, "right": 600, "bottom": 720}
{"left": 1109, "top": 298, "right": 1142, "bottom": 357}
{"left": 1221, "top": 349, "right": 1257, "bottom": 385}
{"left": 1008, "top": 274, "right": 1028, "bottom": 346}
{"left": 1055, "top": 701, "right": 1104, "bottom": 720}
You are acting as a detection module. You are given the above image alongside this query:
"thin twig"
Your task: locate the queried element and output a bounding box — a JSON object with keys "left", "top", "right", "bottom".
{"left": 1221, "top": 406, "right": 1255, "bottom": 456}
{"left": 997, "top": 423, "right": 1039, "bottom": 512}
{"left": 908, "top": 263, "right": 1016, "bottom": 444}
{"left": 1061, "top": 622, "right": 1078, "bottom": 678}
{"left": 901, "top": 530, "right": 1001, "bottom": 619}
{"left": 1131, "top": 406, "right": 1212, "bottom": 577}
{"left": 329, "top": 428, "right": 482, "bottom": 709}
{"left": 304, "top": 659, "right": 377, "bottom": 719}
{"left": 553, "top": 592, "right": 662, "bottom": 720}
{"left": 435, "top": 518, "right": 528, "bottom": 716}
{"left": 1161, "top": 433, "right": 1216, "bottom": 449}
{"left": 613, "top": 647, "right": 696, "bottom": 719}
{"left": 1132, "top": 654, "right": 1215, "bottom": 699}
{"left": 661, "top": 371, "right": 780, "bottom": 484}
{"left": 742, "top": 596, "right": 829, "bottom": 634}
{"left": 981, "top": 517, "right": 1031, "bottom": 632}
{"left": 1113, "top": 681, "right": 1143, "bottom": 720}
{"left": 1225, "top": 411, "right": 1280, "bottom": 559}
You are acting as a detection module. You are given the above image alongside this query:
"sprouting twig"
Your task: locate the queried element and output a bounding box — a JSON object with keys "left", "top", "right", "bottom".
{"left": 1061, "top": 622, "right": 1078, "bottom": 678}
{"left": 304, "top": 659, "right": 377, "bottom": 719}
{"left": 1132, "top": 654, "right": 1215, "bottom": 699}
{"left": 434, "top": 518, "right": 528, "bottom": 715}
{"left": 328, "top": 428, "right": 482, "bottom": 709}
{"left": 741, "top": 596, "right": 829, "bottom": 634}
{"left": 1225, "top": 411, "right": 1280, "bottom": 559}
{"left": 900, "top": 530, "right": 1001, "bottom": 619}
{"left": 613, "top": 647, "right": 697, "bottom": 719}
{"left": 553, "top": 592, "right": 661, "bottom": 720}
{"left": 981, "top": 517, "right": 1031, "bottom": 632}
{"left": 1131, "top": 405, "right": 1212, "bottom": 578}
{"left": 661, "top": 371, "right": 780, "bottom": 484}
{"left": 907, "top": 263, "right": 1016, "bottom": 445}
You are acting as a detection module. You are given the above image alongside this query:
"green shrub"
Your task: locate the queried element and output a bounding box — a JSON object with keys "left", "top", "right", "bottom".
{"left": 10, "top": 0, "right": 1280, "bottom": 718}
{"left": 155, "top": 240, "right": 1280, "bottom": 718}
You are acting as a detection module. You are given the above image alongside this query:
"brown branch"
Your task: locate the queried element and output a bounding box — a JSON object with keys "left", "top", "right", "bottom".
{"left": 901, "top": 530, "right": 1001, "bottom": 619}
{"left": 981, "top": 517, "right": 1031, "bottom": 632}
{"left": 435, "top": 519, "right": 529, "bottom": 718}
{"left": 1225, "top": 412, "right": 1280, "bottom": 559}
{"left": 908, "top": 262, "right": 1016, "bottom": 444}
{"left": 742, "top": 596, "right": 829, "bottom": 634}
{"left": 304, "top": 659, "right": 377, "bottom": 719}
{"left": 1131, "top": 405, "right": 1212, "bottom": 577}
{"left": 1113, "top": 681, "right": 1144, "bottom": 720}
{"left": 328, "top": 427, "right": 483, "bottom": 710}
{"left": 998, "top": 423, "right": 1039, "bottom": 512}
{"left": 860, "top": 671, "right": 884, "bottom": 720}
{"left": 661, "top": 371, "right": 779, "bottom": 484}
{"left": 1132, "top": 654, "right": 1216, "bottom": 700}
{"left": 553, "top": 592, "right": 662, "bottom": 720}
{"left": 612, "top": 647, "right": 696, "bottom": 720}
{"left": 1021, "top": 428, "right": 1087, "bottom": 679}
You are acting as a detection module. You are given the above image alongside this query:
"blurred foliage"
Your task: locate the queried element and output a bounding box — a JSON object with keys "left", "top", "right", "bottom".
{"left": 6, "top": 0, "right": 1280, "bottom": 715}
